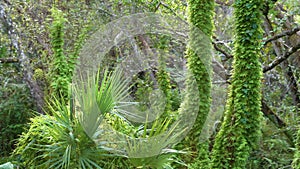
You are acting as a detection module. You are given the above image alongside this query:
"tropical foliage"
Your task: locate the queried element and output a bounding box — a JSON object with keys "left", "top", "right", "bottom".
{"left": 0, "top": 0, "right": 299, "bottom": 169}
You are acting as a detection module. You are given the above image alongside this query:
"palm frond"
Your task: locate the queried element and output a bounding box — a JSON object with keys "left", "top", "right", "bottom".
{"left": 74, "top": 67, "right": 134, "bottom": 139}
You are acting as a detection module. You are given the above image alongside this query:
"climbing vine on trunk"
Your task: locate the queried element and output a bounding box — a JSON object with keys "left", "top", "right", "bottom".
{"left": 184, "top": 0, "right": 214, "bottom": 167}
{"left": 49, "top": 8, "right": 70, "bottom": 101}
{"left": 211, "top": 0, "right": 263, "bottom": 168}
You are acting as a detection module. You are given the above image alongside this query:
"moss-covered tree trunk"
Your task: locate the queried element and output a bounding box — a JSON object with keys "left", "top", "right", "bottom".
{"left": 211, "top": 0, "right": 263, "bottom": 168}
{"left": 183, "top": 0, "right": 214, "bottom": 167}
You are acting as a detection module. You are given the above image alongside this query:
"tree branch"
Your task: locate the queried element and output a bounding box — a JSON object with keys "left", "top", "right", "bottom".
{"left": 264, "top": 27, "right": 300, "bottom": 45}
{"left": 212, "top": 57, "right": 230, "bottom": 81}
{"left": 3, "top": 0, "right": 11, "bottom": 5}
{"left": 212, "top": 41, "right": 233, "bottom": 61}
{"left": 154, "top": 1, "right": 162, "bottom": 12}
{"left": 0, "top": 57, "right": 19, "bottom": 63}
{"left": 263, "top": 42, "right": 300, "bottom": 73}
{"left": 261, "top": 100, "right": 295, "bottom": 147}
{"left": 155, "top": 1, "right": 188, "bottom": 24}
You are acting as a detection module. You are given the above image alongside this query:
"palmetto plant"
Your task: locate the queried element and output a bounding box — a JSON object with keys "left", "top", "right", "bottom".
{"left": 15, "top": 67, "right": 184, "bottom": 168}
{"left": 74, "top": 67, "right": 186, "bottom": 168}
{"left": 125, "top": 117, "right": 187, "bottom": 169}
{"left": 14, "top": 97, "right": 108, "bottom": 169}
{"left": 73, "top": 67, "right": 134, "bottom": 139}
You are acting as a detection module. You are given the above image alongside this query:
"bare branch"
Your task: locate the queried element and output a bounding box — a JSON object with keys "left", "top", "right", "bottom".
{"left": 3, "top": 0, "right": 11, "bottom": 5}
{"left": 155, "top": 1, "right": 188, "bottom": 24}
{"left": 261, "top": 99, "right": 294, "bottom": 147}
{"left": 0, "top": 57, "right": 19, "bottom": 63}
{"left": 214, "top": 40, "right": 233, "bottom": 50}
{"left": 212, "top": 41, "right": 233, "bottom": 61}
{"left": 263, "top": 42, "right": 300, "bottom": 73}
{"left": 154, "top": 1, "right": 161, "bottom": 12}
{"left": 264, "top": 27, "right": 300, "bottom": 45}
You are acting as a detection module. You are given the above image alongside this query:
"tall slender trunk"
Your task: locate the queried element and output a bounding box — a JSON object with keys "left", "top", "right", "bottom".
{"left": 183, "top": 0, "right": 214, "bottom": 167}
{"left": 211, "top": 0, "right": 264, "bottom": 168}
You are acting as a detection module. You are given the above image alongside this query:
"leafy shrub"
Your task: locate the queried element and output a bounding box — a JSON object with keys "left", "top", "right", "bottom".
{"left": 247, "top": 119, "right": 294, "bottom": 169}
{"left": 0, "top": 83, "right": 34, "bottom": 157}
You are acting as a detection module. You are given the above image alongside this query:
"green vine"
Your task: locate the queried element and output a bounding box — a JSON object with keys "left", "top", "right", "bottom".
{"left": 49, "top": 7, "right": 88, "bottom": 102}
{"left": 49, "top": 7, "right": 70, "bottom": 101}
{"left": 182, "top": 0, "right": 214, "bottom": 167}
{"left": 211, "top": 0, "right": 264, "bottom": 168}
{"left": 157, "top": 35, "right": 173, "bottom": 118}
